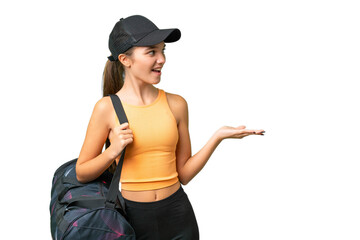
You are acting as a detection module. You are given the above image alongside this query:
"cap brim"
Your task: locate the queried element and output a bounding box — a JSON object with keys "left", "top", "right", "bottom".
{"left": 134, "top": 28, "right": 181, "bottom": 46}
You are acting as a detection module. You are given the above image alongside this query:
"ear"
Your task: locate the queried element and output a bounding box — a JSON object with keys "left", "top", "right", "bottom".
{"left": 118, "top": 54, "right": 131, "bottom": 68}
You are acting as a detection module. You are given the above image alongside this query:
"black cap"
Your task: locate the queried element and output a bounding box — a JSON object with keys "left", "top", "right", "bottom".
{"left": 108, "top": 15, "right": 181, "bottom": 61}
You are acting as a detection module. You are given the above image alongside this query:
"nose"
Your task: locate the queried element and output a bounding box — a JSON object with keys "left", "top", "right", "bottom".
{"left": 157, "top": 52, "right": 166, "bottom": 64}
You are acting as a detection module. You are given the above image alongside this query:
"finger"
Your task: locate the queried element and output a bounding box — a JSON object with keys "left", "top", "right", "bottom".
{"left": 124, "top": 137, "right": 133, "bottom": 144}
{"left": 120, "top": 129, "right": 133, "bottom": 134}
{"left": 116, "top": 132, "right": 133, "bottom": 141}
{"left": 248, "top": 129, "right": 265, "bottom": 135}
{"left": 254, "top": 130, "right": 265, "bottom": 135}
{"left": 121, "top": 134, "right": 133, "bottom": 139}
{"left": 240, "top": 129, "right": 257, "bottom": 134}
{"left": 232, "top": 130, "right": 252, "bottom": 138}
{"left": 122, "top": 133, "right": 134, "bottom": 139}
{"left": 115, "top": 123, "right": 130, "bottom": 131}
{"left": 119, "top": 122, "right": 129, "bottom": 129}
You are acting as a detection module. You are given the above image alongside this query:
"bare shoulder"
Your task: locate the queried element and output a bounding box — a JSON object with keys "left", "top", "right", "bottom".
{"left": 93, "top": 95, "right": 108, "bottom": 108}
{"left": 91, "top": 96, "right": 114, "bottom": 129}
{"left": 165, "top": 91, "right": 189, "bottom": 125}
{"left": 165, "top": 91, "right": 187, "bottom": 104}
{"left": 93, "top": 96, "right": 113, "bottom": 115}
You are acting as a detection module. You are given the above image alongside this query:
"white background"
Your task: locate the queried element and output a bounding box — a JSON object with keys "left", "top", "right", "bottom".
{"left": 1, "top": 0, "right": 359, "bottom": 239}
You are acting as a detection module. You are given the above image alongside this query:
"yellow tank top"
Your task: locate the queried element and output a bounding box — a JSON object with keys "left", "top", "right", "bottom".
{"left": 115, "top": 89, "right": 179, "bottom": 191}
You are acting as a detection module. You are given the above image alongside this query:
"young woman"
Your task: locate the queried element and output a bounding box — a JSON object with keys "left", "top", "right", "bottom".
{"left": 76, "top": 15, "right": 265, "bottom": 240}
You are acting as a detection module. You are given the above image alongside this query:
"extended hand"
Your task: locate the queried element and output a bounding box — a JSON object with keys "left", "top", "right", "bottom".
{"left": 215, "top": 125, "right": 265, "bottom": 141}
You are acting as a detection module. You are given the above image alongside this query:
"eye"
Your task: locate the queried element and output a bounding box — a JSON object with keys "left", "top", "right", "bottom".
{"left": 148, "top": 50, "right": 155, "bottom": 55}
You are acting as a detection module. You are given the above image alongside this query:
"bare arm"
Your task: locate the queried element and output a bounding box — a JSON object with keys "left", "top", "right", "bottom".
{"left": 76, "top": 97, "right": 133, "bottom": 183}
{"left": 175, "top": 96, "right": 264, "bottom": 185}
{"left": 175, "top": 95, "right": 217, "bottom": 185}
{"left": 177, "top": 132, "right": 222, "bottom": 185}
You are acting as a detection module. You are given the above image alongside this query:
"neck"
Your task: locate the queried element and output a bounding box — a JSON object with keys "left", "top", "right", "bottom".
{"left": 119, "top": 75, "right": 159, "bottom": 106}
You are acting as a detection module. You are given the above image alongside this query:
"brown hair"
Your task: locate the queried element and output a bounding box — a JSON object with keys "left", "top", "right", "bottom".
{"left": 102, "top": 48, "right": 134, "bottom": 97}
{"left": 102, "top": 60, "right": 124, "bottom": 97}
{"left": 102, "top": 49, "right": 134, "bottom": 172}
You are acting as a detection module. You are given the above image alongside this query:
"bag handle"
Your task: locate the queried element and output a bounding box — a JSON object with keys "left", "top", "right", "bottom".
{"left": 105, "top": 94, "right": 128, "bottom": 208}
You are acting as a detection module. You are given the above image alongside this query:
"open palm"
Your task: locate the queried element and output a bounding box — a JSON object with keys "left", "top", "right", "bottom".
{"left": 216, "top": 125, "right": 265, "bottom": 140}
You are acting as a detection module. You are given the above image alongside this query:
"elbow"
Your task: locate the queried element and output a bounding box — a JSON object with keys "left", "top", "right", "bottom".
{"left": 178, "top": 174, "right": 191, "bottom": 186}
{"left": 75, "top": 163, "right": 87, "bottom": 184}
{"left": 76, "top": 175, "right": 86, "bottom": 184}
{"left": 180, "top": 179, "right": 189, "bottom": 186}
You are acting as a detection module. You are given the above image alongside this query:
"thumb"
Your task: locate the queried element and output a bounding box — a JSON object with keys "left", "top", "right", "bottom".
{"left": 236, "top": 125, "right": 246, "bottom": 130}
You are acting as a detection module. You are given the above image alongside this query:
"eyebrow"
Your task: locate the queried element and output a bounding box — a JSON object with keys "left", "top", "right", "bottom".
{"left": 146, "top": 43, "right": 166, "bottom": 49}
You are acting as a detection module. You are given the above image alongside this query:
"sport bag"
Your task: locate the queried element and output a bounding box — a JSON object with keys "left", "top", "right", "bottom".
{"left": 50, "top": 95, "right": 136, "bottom": 240}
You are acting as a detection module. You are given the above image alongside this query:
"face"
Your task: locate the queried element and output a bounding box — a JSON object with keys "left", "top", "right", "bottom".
{"left": 121, "top": 42, "right": 166, "bottom": 85}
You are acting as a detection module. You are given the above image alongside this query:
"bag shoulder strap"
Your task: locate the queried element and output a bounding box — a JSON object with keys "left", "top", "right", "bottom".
{"left": 110, "top": 94, "right": 128, "bottom": 124}
{"left": 105, "top": 94, "right": 128, "bottom": 207}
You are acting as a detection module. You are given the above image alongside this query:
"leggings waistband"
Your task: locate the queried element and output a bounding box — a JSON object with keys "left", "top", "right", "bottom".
{"left": 123, "top": 186, "right": 185, "bottom": 209}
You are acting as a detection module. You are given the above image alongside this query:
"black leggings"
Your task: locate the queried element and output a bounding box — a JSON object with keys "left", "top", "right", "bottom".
{"left": 124, "top": 186, "right": 199, "bottom": 240}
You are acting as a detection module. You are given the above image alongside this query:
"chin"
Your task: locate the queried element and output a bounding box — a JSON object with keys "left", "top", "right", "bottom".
{"left": 151, "top": 78, "right": 161, "bottom": 85}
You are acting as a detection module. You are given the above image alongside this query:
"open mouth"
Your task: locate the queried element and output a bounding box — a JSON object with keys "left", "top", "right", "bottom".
{"left": 151, "top": 69, "right": 161, "bottom": 76}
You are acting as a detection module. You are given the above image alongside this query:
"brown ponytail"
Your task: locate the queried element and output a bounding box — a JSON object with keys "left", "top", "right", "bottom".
{"left": 102, "top": 48, "right": 134, "bottom": 97}
{"left": 102, "top": 60, "right": 124, "bottom": 97}
{"left": 102, "top": 49, "right": 133, "bottom": 173}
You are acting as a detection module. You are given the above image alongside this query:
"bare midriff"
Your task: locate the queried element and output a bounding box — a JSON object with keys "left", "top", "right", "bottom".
{"left": 121, "top": 181, "right": 181, "bottom": 202}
